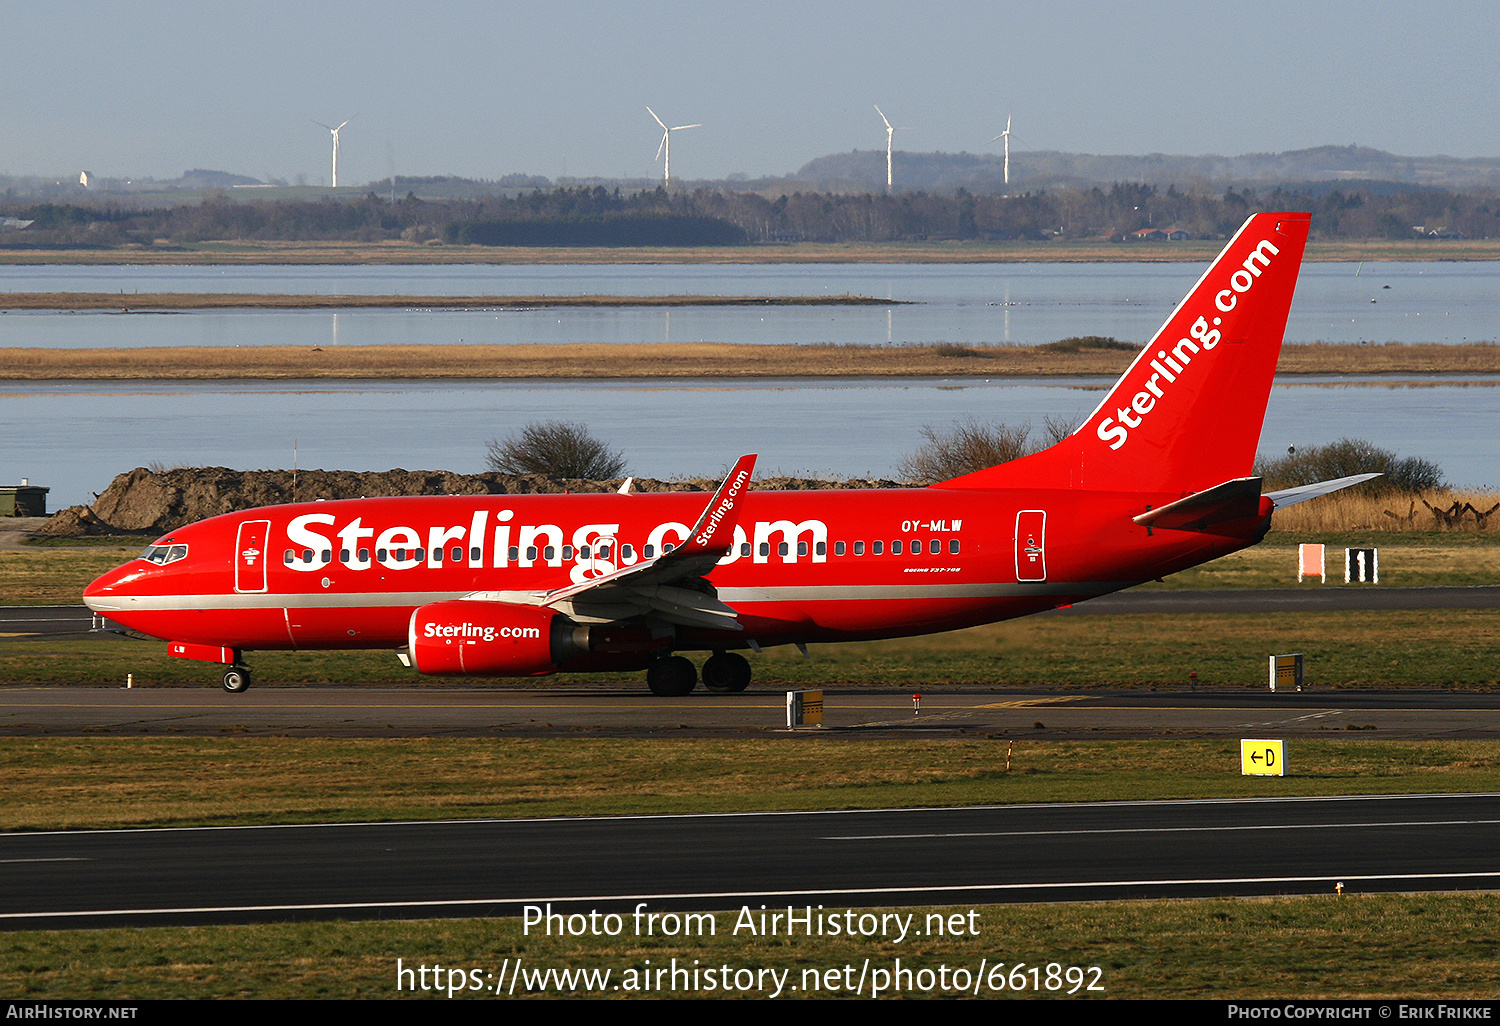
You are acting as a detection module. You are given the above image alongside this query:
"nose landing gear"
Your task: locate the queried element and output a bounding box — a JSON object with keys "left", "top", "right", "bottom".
{"left": 221, "top": 666, "right": 252, "bottom": 693}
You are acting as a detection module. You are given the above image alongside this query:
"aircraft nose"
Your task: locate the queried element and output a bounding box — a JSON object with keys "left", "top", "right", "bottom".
{"left": 82, "top": 562, "right": 137, "bottom": 612}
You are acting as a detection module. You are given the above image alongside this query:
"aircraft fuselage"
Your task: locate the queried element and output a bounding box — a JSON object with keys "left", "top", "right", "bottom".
{"left": 85, "top": 485, "right": 1266, "bottom": 656}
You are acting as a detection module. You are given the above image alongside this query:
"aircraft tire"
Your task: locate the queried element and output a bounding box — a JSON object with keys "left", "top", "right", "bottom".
{"left": 646, "top": 656, "right": 697, "bottom": 697}
{"left": 221, "top": 667, "right": 252, "bottom": 694}
{"left": 702, "top": 652, "right": 752, "bottom": 693}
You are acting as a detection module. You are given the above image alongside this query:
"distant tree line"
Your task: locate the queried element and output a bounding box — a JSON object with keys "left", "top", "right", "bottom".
{"left": 3, "top": 182, "right": 1499, "bottom": 248}
{"left": 446, "top": 212, "right": 745, "bottom": 246}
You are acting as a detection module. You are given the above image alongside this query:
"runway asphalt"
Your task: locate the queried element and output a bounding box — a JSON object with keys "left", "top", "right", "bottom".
{"left": 2, "top": 794, "right": 1496, "bottom": 929}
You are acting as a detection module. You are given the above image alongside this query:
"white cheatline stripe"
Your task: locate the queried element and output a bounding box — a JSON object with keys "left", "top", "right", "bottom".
{"left": 6, "top": 871, "right": 1500, "bottom": 923}
{"left": 89, "top": 580, "right": 1127, "bottom": 614}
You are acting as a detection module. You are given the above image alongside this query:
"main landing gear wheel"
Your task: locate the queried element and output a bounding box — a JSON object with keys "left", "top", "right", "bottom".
{"left": 221, "top": 667, "right": 252, "bottom": 693}
{"left": 646, "top": 656, "right": 698, "bottom": 697}
{"left": 701, "top": 652, "right": 752, "bottom": 693}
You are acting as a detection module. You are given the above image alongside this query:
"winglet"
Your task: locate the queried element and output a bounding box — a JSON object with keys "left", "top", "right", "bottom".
{"left": 537, "top": 454, "right": 757, "bottom": 609}
{"left": 679, "top": 454, "right": 757, "bottom": 556}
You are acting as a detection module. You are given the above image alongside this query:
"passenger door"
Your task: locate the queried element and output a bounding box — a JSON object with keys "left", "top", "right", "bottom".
{"left": 235, "top": 519, "right": 271, "bottom": 593}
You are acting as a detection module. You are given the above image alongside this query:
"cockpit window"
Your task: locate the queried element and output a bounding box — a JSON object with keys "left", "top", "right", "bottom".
{"left": 139, "top": 544, "right": 188, "bottom": 565}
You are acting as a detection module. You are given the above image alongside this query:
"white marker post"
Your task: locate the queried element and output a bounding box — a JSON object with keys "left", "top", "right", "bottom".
{"left": 1345, "top": 547, "right": 1378, "bottom": 583}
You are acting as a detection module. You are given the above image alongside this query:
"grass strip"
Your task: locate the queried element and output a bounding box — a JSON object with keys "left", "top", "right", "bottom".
{"left": 6, "top": 607, "right": 1498, "bottom": 688}
{"left": 0, "top": 738, "right": 1494, "bottom": 831}
{"left": 0, "top": 544, "right": 139, "bottom": 606}
{"left": 3, "top": 341, "right": 1500, "bottom": 380}
{"left": 0, "top": 893, "right": 1495, "bottom": 999}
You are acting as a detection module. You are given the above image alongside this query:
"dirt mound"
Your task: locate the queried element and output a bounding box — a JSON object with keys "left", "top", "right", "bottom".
{"left": 32, "top": 506, "right": 111, "bottom": 538}
{"left": 42, "top": 467, "right": 901, "bottom": 538}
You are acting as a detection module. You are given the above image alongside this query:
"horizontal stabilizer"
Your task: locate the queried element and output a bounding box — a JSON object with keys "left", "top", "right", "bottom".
{"left": 1265, "top": 473, "right": 1381, "bottom": 509}
{"left": 1133, "top": 477, "right": 1264, "bottom": 532}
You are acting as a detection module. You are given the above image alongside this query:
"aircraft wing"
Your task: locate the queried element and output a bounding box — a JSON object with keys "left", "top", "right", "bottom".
{"left": 537, "top": 454, "right": 757, "bottom": 632}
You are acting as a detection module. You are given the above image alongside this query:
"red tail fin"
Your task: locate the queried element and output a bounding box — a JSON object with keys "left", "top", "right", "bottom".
{"left": 934, "top": 211, "right": 1310, "bottom": 495}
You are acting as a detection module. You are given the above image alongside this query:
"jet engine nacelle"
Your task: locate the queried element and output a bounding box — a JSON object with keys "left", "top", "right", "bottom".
{"left": 408, "top": 600, "right": 591, "bottom": 677}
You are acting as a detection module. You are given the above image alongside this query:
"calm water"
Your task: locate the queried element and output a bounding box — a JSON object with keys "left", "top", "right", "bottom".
{"left": 1, "top": 262, "right": 1494, "bottom": 508}
{"left": 6, "top": 377, "right": 1497, "bottom": 508}
{"left": 0, "top": 261, "right": 1495, "bottom": 348}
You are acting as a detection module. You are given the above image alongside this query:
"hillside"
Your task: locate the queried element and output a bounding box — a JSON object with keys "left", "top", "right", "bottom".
{"left": 792, "top": 145, "right": 1500, "bottom": 193}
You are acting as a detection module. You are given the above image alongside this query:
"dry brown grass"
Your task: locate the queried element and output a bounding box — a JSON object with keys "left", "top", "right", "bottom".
{"left": 4, "top": 341, "right": 1500, "bottom": 381}
{"left": 0, "top": 341, "right": 1126, "bottom": 380}
{"left": 0, "top": 292, "right": 894, "bottom": 311}
{"left": 1270, "top": 489, "right": 1500, "bottom": 534}
{"left": 1281, "top": 342, "right": 1500, "bottom": 374}
{"left": 4, "top": 892, "right": 1499, "bottom": 999}
{"left": 1146, "top": 540, "right": 1500, "bottom": 589}
{"left": 0, "top": 544, "right": 139, "bottom": 605}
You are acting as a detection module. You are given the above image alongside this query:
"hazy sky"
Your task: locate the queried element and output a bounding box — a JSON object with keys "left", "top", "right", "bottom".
{"left": 5, "top": 0, "right": 1494, "bottom": 185}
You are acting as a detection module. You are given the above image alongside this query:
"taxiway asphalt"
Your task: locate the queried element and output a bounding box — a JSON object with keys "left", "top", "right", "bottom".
{"left": 0, "top": 684, "right": 1495, "bottom": 739}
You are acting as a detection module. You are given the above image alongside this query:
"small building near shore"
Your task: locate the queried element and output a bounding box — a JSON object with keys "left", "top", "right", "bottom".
{"left": 1, "top": 480, "right": 49, "bottom": 516}
{"left": 1130, "top": 227, "right": 1192, "bottom": 241}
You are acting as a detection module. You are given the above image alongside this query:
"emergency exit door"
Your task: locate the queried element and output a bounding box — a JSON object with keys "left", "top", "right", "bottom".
{"left": 1014, "top": 510, "right": 1047, "bottom": 582}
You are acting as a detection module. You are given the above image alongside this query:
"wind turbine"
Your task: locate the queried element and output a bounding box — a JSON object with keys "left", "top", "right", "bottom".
{"left": 647, "top": 107, "right": 700, "bottom": 186}
{"left": 990, "top": 114, "right": 1013, "bottom": 186}
{"left": 314, "top": 116, "right": 356, "bottom": 188}
{"left": 874, "top": 105, "right": 909, "bottom": 191}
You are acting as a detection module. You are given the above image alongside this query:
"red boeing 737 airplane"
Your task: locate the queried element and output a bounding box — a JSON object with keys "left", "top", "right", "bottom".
{"left": 85, "top": 211, "right": 1369, "bottom": 696}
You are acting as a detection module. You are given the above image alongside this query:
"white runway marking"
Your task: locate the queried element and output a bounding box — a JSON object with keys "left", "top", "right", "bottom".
{"left": 827, "top": 818, "right": 1500, "bottom": 841}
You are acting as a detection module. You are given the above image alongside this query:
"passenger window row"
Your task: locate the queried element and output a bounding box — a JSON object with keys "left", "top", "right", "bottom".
{"left": 281, "top": 538, "right": 959, "bottom": 567}
{"left": 835, "top": 539, "right": 960, "bottom": 556}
